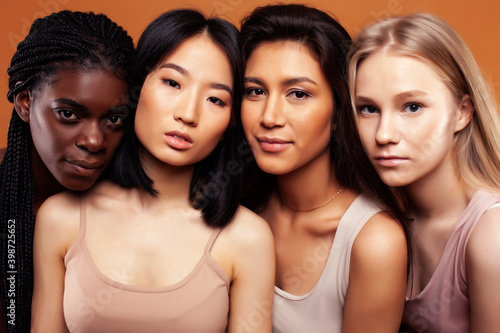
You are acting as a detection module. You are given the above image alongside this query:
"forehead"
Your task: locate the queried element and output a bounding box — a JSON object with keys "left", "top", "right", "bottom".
{"left": 154, "top": 34, "right": 233, "bottom": 82}
{"left": 33, "top": 68, "right": 129, "bottom": 108}
{"left": 245, "top": 41, "right": 324, "bottom": 79}
{"left": 356, "top": 49, "right": 447, "bottom": 93}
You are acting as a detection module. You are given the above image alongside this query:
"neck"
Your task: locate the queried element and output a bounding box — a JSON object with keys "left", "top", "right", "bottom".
{"left": 405, "top": 156, "right": 476, "bottom": 220}
{"left": 139, "top": 148, "right": 194, "bottom": 205}
{"left": 276, "top": 149, "right": 341, "bottom": 211}
{"left": 31, "top": 147, "right": 66, "bottom": 214}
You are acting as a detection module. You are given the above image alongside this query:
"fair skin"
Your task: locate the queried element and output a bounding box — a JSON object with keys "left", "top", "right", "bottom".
{"left": 242, "top": 41, "right": 407, "bottom": 332}
{"left": 31, "top": 34, "right": 275, "bottom": 332}
{"left": 355, "top": 48, "right": 500, "bottom": 331}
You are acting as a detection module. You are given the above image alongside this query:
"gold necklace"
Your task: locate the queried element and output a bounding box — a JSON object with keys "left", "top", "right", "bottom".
{"left": 282, "top": 187, "right": 344, "bottom": 212}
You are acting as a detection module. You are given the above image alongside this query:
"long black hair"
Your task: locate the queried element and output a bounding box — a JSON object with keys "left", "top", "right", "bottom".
{"left": 0, "top": 10, "right": 134, "bottom": 332}
{"left": 109, "top": 9, "right": 244, "bottom": 228}
{"left": 239, "top": 4, "right": 408, "bottom": 225}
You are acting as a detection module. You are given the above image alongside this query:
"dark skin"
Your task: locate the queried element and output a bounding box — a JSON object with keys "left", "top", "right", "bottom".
{"left": 8, "top": 68, "right": 129, "bottom": 212}
{"left": 0, "top": 69, "right": 128, "bottom": 329}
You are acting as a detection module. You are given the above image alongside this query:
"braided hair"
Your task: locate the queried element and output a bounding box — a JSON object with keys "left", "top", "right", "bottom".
{"left": 0, "top": 10, "right": 134, "bottom": 332}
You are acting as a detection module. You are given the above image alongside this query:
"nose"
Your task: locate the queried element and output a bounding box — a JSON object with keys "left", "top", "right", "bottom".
{"left": 375, "top": 112, "right": 400, "bottom": 145}
{"left": 260, "top": 94, "right": 286, "bottom": 128}
{"left": 76, "top": 121, "right": 107, "bottom": 153}
{"left": 173, "top": 90, "right": 199, "bottom": 126}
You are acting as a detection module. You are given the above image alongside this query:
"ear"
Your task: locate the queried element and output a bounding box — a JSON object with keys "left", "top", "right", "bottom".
{"left": 454, "top": 94, "right": 474, "bottom": 133}
{"left": 13, "top": 90, "right": 32, "bottom": 123}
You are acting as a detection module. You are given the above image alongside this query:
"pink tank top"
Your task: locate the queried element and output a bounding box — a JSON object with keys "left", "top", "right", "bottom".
{"left": 403, "top": 190, "right": 500, "bottom": 332}
{"left": 63, "top": 196, "right": 230, "bottom": 333}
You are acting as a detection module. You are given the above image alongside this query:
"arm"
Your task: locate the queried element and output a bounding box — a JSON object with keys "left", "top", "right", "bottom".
{"left": 31, "top": 192, "right": 80, "bottom": 333}
{"left": 342, "top": 212, "right": 408, "bottom": 333}
{"left": 466, "top": 206, "right": 500, "bottom": 332}
{"left": 225, "top": 208, "right": 275, "bottom": 333}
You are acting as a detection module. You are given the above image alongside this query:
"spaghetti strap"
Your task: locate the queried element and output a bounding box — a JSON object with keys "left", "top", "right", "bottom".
{"left": 78, "top": 193, "right": 87, "bottom": 237}
{"left": 205, "top": 228, "right": 223, "bottom": 253}
{"left": 65, "top": 193, "right": 87, "bottom": 266}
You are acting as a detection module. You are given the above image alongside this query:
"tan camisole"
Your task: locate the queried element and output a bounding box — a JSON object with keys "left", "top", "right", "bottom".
{"left": 63, "top": 196, "right": 230, "bottom": 333}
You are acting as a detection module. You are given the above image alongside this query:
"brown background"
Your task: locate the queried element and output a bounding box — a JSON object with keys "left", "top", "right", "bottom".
{"left": 0, "top": 0, "right": 498, "bottom": 147}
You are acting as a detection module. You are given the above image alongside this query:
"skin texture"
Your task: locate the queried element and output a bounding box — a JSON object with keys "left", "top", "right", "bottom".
{"left": 14, "top": 69, "right": 128, "bottom": 211}
{"left": 135, "top": 34, "right": 233, "bottom": 168}
{"left": 242, "top": 41, "right": 333, "bottom": 177}
{"left": 242, "top": 41, "right": 407, "bottom": 332}
{"left": 31, "top": 34, "right": 275, "bottom": 333}
{"left": 354, "top": 48, "right": 500, "bottom": 332}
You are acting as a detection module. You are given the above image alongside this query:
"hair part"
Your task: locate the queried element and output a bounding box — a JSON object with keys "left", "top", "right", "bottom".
{"left": 109, "top": 9, "right": 243, "bottom": 228}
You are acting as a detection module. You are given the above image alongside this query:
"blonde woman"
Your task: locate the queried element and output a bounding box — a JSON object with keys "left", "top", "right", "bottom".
{"left": 348, "top": 13, "right": 500, "bottom": 332}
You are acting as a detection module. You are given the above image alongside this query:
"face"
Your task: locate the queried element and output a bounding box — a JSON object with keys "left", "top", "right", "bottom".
{"left": 134, "top": 34, "right": 233, "bottom": 168}
{"left": 354, "top": 49, "right": 471, "bottom": 188}
{"left": 241, "top": 41, "right": 334, "bottom": 175}
{"left": 18, "top": 69, "right": 128, "bottom": 191}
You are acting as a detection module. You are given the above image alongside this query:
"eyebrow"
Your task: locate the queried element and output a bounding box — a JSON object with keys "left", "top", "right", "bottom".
{"left": 160, "top": 63, "right": 232, "bottom": 96}
{"left": 355, "top": 96, "right": 374, "bottom": 104}
{"left": 159, "top": 63, "right": 187, "bottom": 75}
{"left": 394, "top": 90, "right": 428, "bottom": 100}
{"left": 283, "top": 77, "right": 317, "bottom": 86}
{"left": 355, "top": 90, "right": 428, "bottom": 104}
{"left": 244, "top": 77, "right": 264, "bottom": 85}
{"left": 244, "top": 77, "right": 317, "bottom": 87}
{"left": 54, "top": 98, "right": 87, "bottom": 112}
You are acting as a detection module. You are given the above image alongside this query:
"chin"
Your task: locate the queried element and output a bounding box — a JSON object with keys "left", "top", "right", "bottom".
{"left": 61, "top": 178, "right": 99, "bottom": 192}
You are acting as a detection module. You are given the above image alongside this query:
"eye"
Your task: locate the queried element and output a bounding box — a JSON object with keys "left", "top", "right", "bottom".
{"left": 163, "top": 79, "right": 180, "bottom": 89}
{"left": 358, "top": 105, "right": 378, "bottom": 115}
{"left": 56, "top": 109, "right": 79, "bottom": 121}
{"left": 245, "top": 88, "right": 266, "bottom": 96}
{"left": 103, "top": 114, "right": 126, "bottom": 132}
{"left": 108, "top": 115, "right": 125, "bottom": 125}
{"left": 404, "top": 103, "right": 421, "bottom": 113}
{"left": 288, "top": 90, "right": 310, "bottom": 99}
{"left": 207, "top": 97, "right": 226, "bottom": 107}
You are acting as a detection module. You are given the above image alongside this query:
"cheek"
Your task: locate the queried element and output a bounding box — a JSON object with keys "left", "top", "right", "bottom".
{"left": 30, "top": 120, "right": 67, "bottom": 156}
{"left": 240, "top": 102, "right": 259, "bottom": 133}
{"left": 105, "top": 130, "right": 125, "bottom": 153}
{"left": 134, "top": 98, "right": 160, "bottom": 143}
{"left": 407, "top": 117, "right": 454, "bottom": 156}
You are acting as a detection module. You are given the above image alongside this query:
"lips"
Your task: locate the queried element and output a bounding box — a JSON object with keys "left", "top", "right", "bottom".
{"left": 256, "top": 136, "right": 292, "bottom": 153}
{"left": 374, "top": 155, "right": 409, "bottom": 167}
{"left": 65, "top": 159, "right": 105, "bottom": 177}
{"left": 165, "top": 131, "right": 193, "bottom": 150}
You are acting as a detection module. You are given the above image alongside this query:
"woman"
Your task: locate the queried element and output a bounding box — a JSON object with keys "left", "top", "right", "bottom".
{"left": 0, "top": 10, "right": 134, "bottom": 332}
{"left": 239, "top": 4, "right": 408, "bottom": 332}
{"left": 348, "top": 13, "right": 500, "bottom": 332}
{"left": 31, "top": 9, "right": 274, "bottom": 332}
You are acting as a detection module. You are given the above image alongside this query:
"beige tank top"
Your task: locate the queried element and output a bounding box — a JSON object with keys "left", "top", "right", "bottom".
{"left": 63, "top": 196, "right": 230, "bottom": 333}
{"left": 272, "top": 194, "right": 382, "bottom": 333}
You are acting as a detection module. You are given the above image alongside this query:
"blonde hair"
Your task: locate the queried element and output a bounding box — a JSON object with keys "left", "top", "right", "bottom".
{"left": 348, "top": 13, "right": 500, "bottom": 195}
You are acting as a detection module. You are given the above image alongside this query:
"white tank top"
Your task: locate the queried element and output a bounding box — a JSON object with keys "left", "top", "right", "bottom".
{"left": 272, "top": 194, "right": 382, "bottom": 333}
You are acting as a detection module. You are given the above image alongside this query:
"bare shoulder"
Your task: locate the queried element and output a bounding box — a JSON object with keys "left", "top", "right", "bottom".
{"left": 35, "top": 190, "right": 81, "bottom": 255}
{"left": 221, "top": 206, "right": 274, "bottom": 251}
{"left": 221, "top": 205, "right": 274, "bottom": 248}
{"left": 466, "top": 206, "right": 500, "bottom": 263}
{"left": 37, "top": 190, "right": 80, "bottom": 225}
{"left": 352, "top": 211, "right": 407, "bottom": 264}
